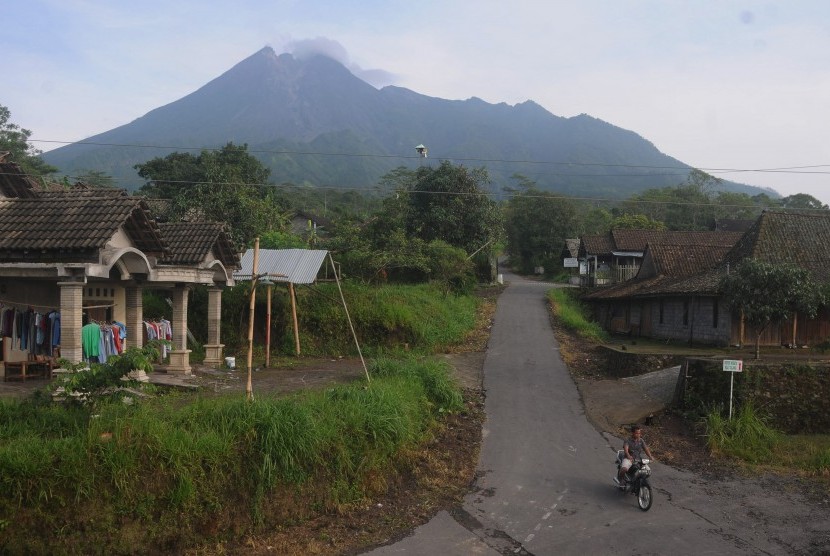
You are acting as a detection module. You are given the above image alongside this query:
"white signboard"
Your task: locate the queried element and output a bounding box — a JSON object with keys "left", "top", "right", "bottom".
{"left": 723, "top": 359, "right": 743, "bottom": 420}
{"left": 563, "top": 257, "right": 578, "bottom": 268}
{"left": 722, "top": 359, "right": 743, "bottom": 372}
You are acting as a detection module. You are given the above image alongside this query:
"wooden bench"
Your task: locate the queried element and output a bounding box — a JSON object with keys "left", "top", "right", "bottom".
{"left": 3, "top": 359, "right": 55, "bottom": 382}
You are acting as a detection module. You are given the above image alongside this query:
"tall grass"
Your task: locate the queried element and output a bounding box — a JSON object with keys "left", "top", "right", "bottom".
{"left": 705, "top": 403, "right": 830, "bottom": 476}
{"left": 0, "top": 357, "right": 464, "bottom": 552}
{"left": 705, "top": 402, "right": 780, "bottom": 462}
{"left": 293, "top": 282, "right": 478, "bottom": 356}
{"left": 546, "top": 288, "right": 607, "bottom": 342}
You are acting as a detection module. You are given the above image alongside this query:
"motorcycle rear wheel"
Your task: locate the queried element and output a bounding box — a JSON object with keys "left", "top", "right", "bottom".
{"left": 637, "top": 483, "right": 652, "bottom": 511}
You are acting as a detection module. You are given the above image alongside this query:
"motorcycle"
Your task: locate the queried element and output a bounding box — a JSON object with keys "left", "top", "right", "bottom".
{"left": 613, "top": 450, "right": 653, "bottom": 511}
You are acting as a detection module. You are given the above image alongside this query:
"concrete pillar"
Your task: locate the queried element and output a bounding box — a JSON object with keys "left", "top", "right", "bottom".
{"left": 57, "top": 281, "right": 84, "bottom": 363}
{"left": 167, "top": 285, "right": 191, "bottom": 374}
{"left": 203, "top": 286, "right": 224, "bottom": 367}
{"left": 125, "top": 286, "right": 143, "bottom": 352}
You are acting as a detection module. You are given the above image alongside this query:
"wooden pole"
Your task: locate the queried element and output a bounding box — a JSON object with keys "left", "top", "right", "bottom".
{"left": 289, "top": 282, "right": 301, "bottom": 356}
{"left": 265, "top": 283, "right": 272, "bottom": 368}
{"left": 246, "top": 238, "right": 260, "bottom": 401}
{"left": 329, "top": 253, "right": 370, "bottom": 383}
{"left": 792, "top": 312, "right": 798, "bottom": 347}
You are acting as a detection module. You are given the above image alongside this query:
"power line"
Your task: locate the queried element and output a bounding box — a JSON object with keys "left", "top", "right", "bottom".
{"left": 1, "top": 170, "right": 824, "bottom": 211}
{"left": 28, "top": 138, "right": 830, "bottom": 175}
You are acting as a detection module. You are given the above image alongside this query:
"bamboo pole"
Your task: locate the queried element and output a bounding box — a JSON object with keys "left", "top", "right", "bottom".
{"left": 289, "top": 282, "right": 300, "bottom": 356}
{"left": 265, "top": 283, "right": 272, "bottom": 368}
{"left": 329, "top": 253, "right": 370, "bottom": 383}
{"left": 245, "top": 238, "right": 260, "bottom": 401}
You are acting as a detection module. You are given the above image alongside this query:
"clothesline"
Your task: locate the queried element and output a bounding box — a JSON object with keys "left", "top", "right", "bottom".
{"left": 0, "top": 299, "right": 118, "bottom": 311}
{"left": 0, "top": 297, "right": 58, "bottom": 310}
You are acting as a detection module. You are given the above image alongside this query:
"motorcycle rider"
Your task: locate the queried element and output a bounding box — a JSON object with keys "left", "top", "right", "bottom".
{"left": 617, "top": 424, "right": 654, "bottom": 484}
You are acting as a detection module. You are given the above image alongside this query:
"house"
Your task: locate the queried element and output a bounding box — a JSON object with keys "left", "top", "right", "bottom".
{"left": 290, "top": 210, "right": 333, "bottom": 240}
{"left": 581, "top": 210, "right": 830, "bottom": 347}
{"left": 578, "top": 229, "right": 743, "bottom": 287}
{"left": 582, "top": 241, "right": 734, "bottom": 344}
{"left": 0, "top": 159, "right": 239, "bottom": 377}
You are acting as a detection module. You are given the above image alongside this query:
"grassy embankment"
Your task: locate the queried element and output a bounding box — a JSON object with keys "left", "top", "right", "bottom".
{"left": 547, "top": 287, "right": 830, "bottom": 478}
{"left": 0, "top": 282, "right": 483, "bottom": 554}
{"left": 706, "top": 403, "right": 830, "bottom": 478}
{"left": 546, "top": 288, "right": 607, "bottom": 343}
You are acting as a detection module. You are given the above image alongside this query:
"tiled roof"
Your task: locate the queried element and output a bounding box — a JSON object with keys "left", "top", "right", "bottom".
{"left": 644, "top": 243, "right": 733, "bottom": 278}
{"left": 581, "top": 275, "right": 665, "bottom": 300}
{"left": 0, "top": 192, "right": 169, "bottom": 258}
{"left": 580, "top": 234, "right": 615, "bottom": 256}
{"left": 723, "top": 210, "right": 830, "bottom": 283}
{"left": 584, "top": 211, "right": 830, "bottom": 302}
{"left": 714, "top": 219, "right": 755, "bottom": 232}
{"left": 158, "top": 222, "right": 240, "bottom": 268}
{"left": 0, "top": 161, "right": 41, "bottom": 198}
{"left": 583, "top": 241, "right": 734, "bottom": 301}
{"left": 611, "top": 229, "right": 744, "bottom": 251}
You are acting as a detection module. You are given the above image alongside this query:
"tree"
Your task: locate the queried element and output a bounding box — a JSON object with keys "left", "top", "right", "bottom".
{"left": 329, "top": 162, "right": 500, "bottom": 285}
{"left": 619, "top": 169, "right": 770, "bottom": 230}
{"left": 610, "top": 213, "right": 667, "bottom": 230}
{"left": 135, "top": 143, "right": 287, "bottom": 247}
{"left": 260, "top": 230, "right": 308, "bottom": 249}
{"left": 381, "top": 161, "right": 503, "bottom": 255}
{"left": 719, "top": 259, "right": 824, "bottom": 359}
{"left": 577, "top": 206, "right": 614, "bottom": 235}
{"left": 779, "top": 193, "right": 829, "bottom": 211}
{"left": 710, "top": 191, "right": 763, "bottom": 220}
{"left": 0, "top": 104, "right": 57, "bottom": 176}
{"left": 423, "top": 240, "right": 475, "bottom": 295}
{"left": 504, "top": 177, "right": 579, "bottom": 275}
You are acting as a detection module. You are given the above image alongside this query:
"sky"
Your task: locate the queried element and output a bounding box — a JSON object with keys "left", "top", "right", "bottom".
{"left": 3, "top": 0, "right": 830, "bottom": 205}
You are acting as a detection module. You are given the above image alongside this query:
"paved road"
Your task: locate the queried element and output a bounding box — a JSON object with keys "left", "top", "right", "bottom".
{"left": 368, "top": 274, "right": 827, "bottom": 555}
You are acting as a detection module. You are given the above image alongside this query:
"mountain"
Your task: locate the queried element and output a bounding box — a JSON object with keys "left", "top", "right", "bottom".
{"left": 42, "top": 46, "right": 776, "bottom": 199}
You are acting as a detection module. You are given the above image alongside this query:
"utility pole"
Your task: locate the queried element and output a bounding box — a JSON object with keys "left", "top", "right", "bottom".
{"left": 245, "top": 238, "right": 260, "bottom": 401}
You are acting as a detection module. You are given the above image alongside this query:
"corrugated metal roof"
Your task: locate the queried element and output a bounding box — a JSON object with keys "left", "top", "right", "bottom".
{"left": 233, "top": 249, "right": 328, "bottom": 284}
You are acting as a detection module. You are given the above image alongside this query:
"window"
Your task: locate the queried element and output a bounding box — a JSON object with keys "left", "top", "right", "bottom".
{"left": 683, "top": 300, "right": 689, "bottom": 326}
{"left": 659, "top": 299, "right": 664, "bottom": 324}
{"left": 712, "top": 299, "right": 719, "bottom": 328}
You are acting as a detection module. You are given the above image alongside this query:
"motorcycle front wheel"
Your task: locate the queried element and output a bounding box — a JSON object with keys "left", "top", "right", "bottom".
{"left": 637, "top": 482, "right": 652, "bottom": 511}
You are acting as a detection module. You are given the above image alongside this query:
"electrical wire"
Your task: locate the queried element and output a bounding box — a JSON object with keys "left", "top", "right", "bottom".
{"left": 28, "top": 137, "right": 830, "bottom": 175}
{"left": 2, "top": 140, "right": 827, "bottom": 210}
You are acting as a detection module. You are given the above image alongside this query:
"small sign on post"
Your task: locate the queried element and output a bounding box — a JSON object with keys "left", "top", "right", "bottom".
{"left": 722, "top": 359, "right": 743, "bottom": 373}
{"left": 723, "top": 359, "right": 743, "bottom": 419}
